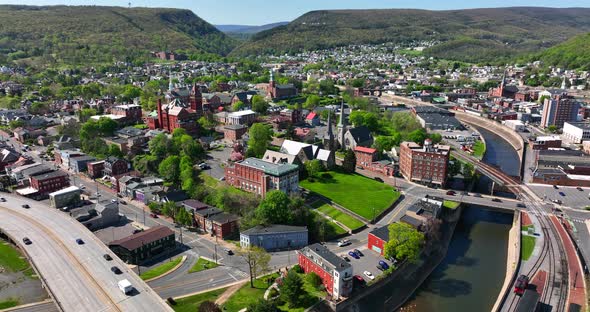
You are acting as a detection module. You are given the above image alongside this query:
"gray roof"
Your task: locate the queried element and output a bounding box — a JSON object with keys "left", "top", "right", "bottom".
{"left": 369, "top": 225, "right": 389, "bottom": 242}
{"left": 240, "top": 158, "right": 298, "bottom": 176}
{"left": 401, "top": 215, "right": 423, "bottom": 228}
{"left": 208, "top": 212, "right": 240, "bottom": 225}
{"left": 241, "top": 224, "right": 308, "bottom": 236}
{"left": 194, "top": 207, "right": 222, "bottom": 217}
{"left": 300, "top": 243, "right": 351, "bottom": 272}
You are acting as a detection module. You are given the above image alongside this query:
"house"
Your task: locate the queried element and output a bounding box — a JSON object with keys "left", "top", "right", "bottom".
{"left": 223, "top": 124, "right": 248, "bottom": 142}
{"left": 29, "top": 170, "right": 70, "bottom": 195}
{"left": 87, "top": 161, "right": 105, "bottom": 179}
{"left": 262, "top": 150, "right": 300, "bottom": 166}
{"left": 279, "top": 140, "right": 334, "bottom": 167}
{"left": 298, "top": 243, "right": 353, "bottom": 300}
{"left": 69, "top": 155, "right": 97, "bottom": 173}
{"left": 367, "top": 225, "right": 389, "bottom": 255}
{"left": 231, "top": 90, "right": 258, "bottom": 106}
{"left": 207, "top": 212, "right": 240, "bottom": 240}
{"left": 194, "top": 207, "right": 222, "bottom": 231}
{"left": 49, "top": 186, "right": 81, "bottom": 208}
{"left": 79, "top": 201, "right": 121, "bottom": 231}
{"left": 240, "top": 224, "right": 308, "bottom": 251}
{"left": 109, "top": 225, "right": 175, "bottom": 264}
{"left": 224, "top": 157, "right": 299, "bottom": 197}
{"left": 354, "top": 146, "right": 378, "bottom": 168}
{"left": 110, "top": 104, "right": 142, "bottom": 124}
{"left": 305, "top": 112, "right": 320, "bottom": 126}
{"left": 104, "top": 157, "right": 129, "bottom": 177}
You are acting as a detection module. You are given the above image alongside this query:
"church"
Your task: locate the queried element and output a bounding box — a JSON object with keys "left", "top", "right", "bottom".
{"left": 488, "top": 72, "right": 519, "bottom": 99}
{"left": 267, "top": 70, "right": 298, "bottom": 100}
{"left": 146, "top": 83, "right": 203, "bottom": 135}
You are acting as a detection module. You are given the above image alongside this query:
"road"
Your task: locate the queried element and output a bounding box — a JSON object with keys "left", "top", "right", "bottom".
{"left": 0, "top": 193, "right": 172, "bottom": 312}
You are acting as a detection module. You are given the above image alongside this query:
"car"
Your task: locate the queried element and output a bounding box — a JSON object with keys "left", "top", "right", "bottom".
{"left": 21, "top": 204, "right": 30, "bottom": 209}
{"left": 553, "top": 185, "right": 559, "bottom": 189}
{"left": 373, "top": 177, "right": 384, "bottom": 183}
{"left": 353, "top": 275, "right": 365, "bottom": 283}
{"left": 117, "top": 194, "right": 123, "bottom": 198}
{"left": 0, "top": 197, "right": 5, "bottom": 202}
{"left": 553, "top": 199, "right": 563, "bottom": 205}
{"left": 111, "top": 266, "right": 122, "bottom": 274}
{"left": 446, "top": 191, "right": 456, "bottom": 196}
{"left": 132, "top": 229, "right": 143, "bottom": 234}
{"left": 492, "top": 198, "right": 501, "bottom": 202}
{"left": 22, "top": 237, "right": 32, "bottom": 245}
{"left": 353, "top": 249, "right": 363, "bottom": 257}
{"left": 516, "top": 203, "right": 526, "bottom": 208}
{"left": 119, "top": 200, "right": 126, "bottom": 205}
{"left": 348, "top": 251, "right": 360, "bottom": 259}
{"left": 79, "top": 185, "right": 86, "bottom": 190}
{"left": 553, "top": 207, "right": 563, "bottom": 212}
{"left": 363, "top": 271, "right": 375, "bottom": 280}
{"left": 342, "top": 256, "right": 350, "bottom": 262}
{"left": 218, "top": 177, "right": 225, "bottom": 181}
{"left": 224, "top": 249, "right": 234, "bottom": 256}
{"left": 111, "top": 199, "right": 118, "bottom": 203}
{"left": 577, "top": 187, "right": 584, "bottom": 191}
{"left": 75, "top": 238, "right": 84, "bottom": 245}
{"left": 473, "top": 193, "right": 482, "bottom": 198}
{"left": 559, "top": 192, "right": 565, "bottom": 197}
{"left": 150, "top": 213, "right": 158, "bottom": 218}
{"left": 103, "top": 254, "right": 113, "bottom": 261}
{"left": 378, "top": 260, "right": 390, "bottom": 270}
{"left": 337, "top": 240, "right": 351, "bottom": 247}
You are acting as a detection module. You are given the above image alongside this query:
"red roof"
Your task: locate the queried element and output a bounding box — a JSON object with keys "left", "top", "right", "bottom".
{"left": 354, "top": 146, "right": 377, "bottom": 154}
{"left": 109, "top": 226, "right": 174, "bottom": 251}
{"left": 306, "top": 112, "right": 317, "bottom": 120}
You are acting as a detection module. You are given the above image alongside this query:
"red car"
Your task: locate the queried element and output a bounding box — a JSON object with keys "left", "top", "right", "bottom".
{"left": 446, "top": 191, "right": 456, "bottom": 196}
{"left": 514, "top": 275, "right": 529, "bottom": 295}
{"left": 150, "top": 213, "right": 158, "bottom": 218}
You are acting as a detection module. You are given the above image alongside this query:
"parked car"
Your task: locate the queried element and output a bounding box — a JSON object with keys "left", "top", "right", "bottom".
{"left": 103, "top": 254, "right": 113, "bottom": 261}
{"left": 378, "top": 260, "right": 390, "bottom": 270}
{"left": 363, "top": 271, "right": 375, "bottom": 280}
{"left": 553, "top": 185, "right": 559, "bottom": 189}
{"left": 22, "top": 237, "right": 32, "bottom": 245}
{"left": 348, "top": 251, "right": 360, "bottom": 259}
{"left": 516, "top": 203, "right": 526, "bottom": 208}
{"left": 111, "top": 266, "right": 122, "bottom": 275}
{"left": 353, "top": 249, "right": 364, "bottom": 257}
{"left": 21, "top": 204, "right": 30, "bottom": 209}
{"left": 553, "top": 199, "right": 563, "bottom": 205}
{"left": 577, "top": 187, "right": 584, "bottom": 191}
{"left": 342, "top": 256, "right": 350, "bottom": 262}
{"left": 492, "top": 198, "right": 501, "bottom": 202}
{"left": 224, "top": 249, "right": 234, "bottom": 256}
{"left": 353, "top": 275, "right": 365, "bottom": 284}
{"left": 446, "top": 191, "right": 456, "bottom": 196}
{"left": 76, "top": 238, "right": 84, "bottom": 245}
{"left": 150, "top": 213, "right": 158, "bottom": 218}
{"left": 338, "top": 240, "right": 351, "bottom": 247}
{"left": 0, "top": 197, "right": 6, "bottom": 202}
{"left": 119, "top": 200, "right": 126, "bottom": 205}
{"left": 473, "top": 193, "right": 482, "bottom": 198}
{"left": 559, "top": 192, "right": 565, "bottom": 197}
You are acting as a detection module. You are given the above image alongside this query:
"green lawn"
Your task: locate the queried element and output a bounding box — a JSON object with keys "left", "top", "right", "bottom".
{"left": 313, "top": 202, "right": 364, "bottom": 230}
{"left": 170, "top": 287, "right": 227, "bottom": 312}
{"left": 521, "top": 235, "right": 536, "bottom": 261}
{"left": 312, "top": 211, "right": 348, "bottom": 240}
{"left": 189, "top": 257, "right": 219, "bottom": 274}
{"left": 443, "top": 200, "right": 460, "bottom": 210}
{"left": 140, "top": 257, "right": 183, "bottom": 280}
{"left": 301, "top": 171, "right": 400, "bottom": 220}
{"left": 0, "top": 241, "right": 35, "bottom": 277}
{"left": 472, "top": 141, "right": 486, "bottom": 159}
{"left": 223, "top": 273, "right": 279, "bottom": 311}
{"left": 0, "top": 298, "right": 19, "bottom": 310}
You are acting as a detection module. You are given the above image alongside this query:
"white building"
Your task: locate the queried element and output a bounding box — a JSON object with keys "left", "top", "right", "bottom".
{"left": 562, "top": 122, "right": 590, "bottom": 143}
{"left": 503, "top": 119, "right": 526, "bottom": 132}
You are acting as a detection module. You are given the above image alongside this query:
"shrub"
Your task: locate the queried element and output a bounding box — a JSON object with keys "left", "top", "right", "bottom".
{"left": 306, "top": 272, "right": 322, "bottom": 288}
{"left": 292, "top": 264, "right": 303, "bottom": 274}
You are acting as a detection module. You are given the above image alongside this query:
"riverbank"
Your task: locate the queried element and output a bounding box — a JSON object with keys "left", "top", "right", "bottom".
{"left": 491, "top": 211, "right": 521, "bottom": 312}
{"left": 320, "top": 204, "right": 463, "bottom": 312}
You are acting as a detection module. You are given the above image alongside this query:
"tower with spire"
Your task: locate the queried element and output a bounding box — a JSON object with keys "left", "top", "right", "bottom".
{"left": 168, "top": 70, "right": 174, "bottom": 92}
{"left": 327, "top": 110, "right": 336, "bottom": 167}
{"left": 337, "top": 99, "right": 347, "bottom": 150}
{"left": 561, "top": 76, "right": 567, "bottom": 90}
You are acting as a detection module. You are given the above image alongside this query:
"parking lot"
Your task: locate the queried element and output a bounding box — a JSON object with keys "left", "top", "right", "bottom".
{"left": 333, "top": 243, "right": 393, "bottom": 283}
{"left": 528, "top": 183, "right": 590, "bottom": 209}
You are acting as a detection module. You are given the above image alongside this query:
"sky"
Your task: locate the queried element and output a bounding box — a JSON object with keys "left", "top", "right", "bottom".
{"left": 1, "top": 0, "right": 589, "bottom": 25}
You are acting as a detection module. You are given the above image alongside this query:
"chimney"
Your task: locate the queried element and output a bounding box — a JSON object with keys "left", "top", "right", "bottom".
{"left": 157, "top": 99, "right": 163, "bottom": 128}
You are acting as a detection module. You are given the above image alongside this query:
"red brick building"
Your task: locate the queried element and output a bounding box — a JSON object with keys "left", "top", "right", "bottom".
{"left": 267, "top": 70, "right": 297, "bottom": 100}
{"left": 488, "top": 73, "right": 518, "bottom": 99}
{"left": 224, "top": 158, "right": 299, "bottom": 197}
{"left": 223, "top": 124, "right": 248, "bottom": 142}
{"left": 531, "top": 135, "right": 562, "bottom": 150}
{"left": 367, "top": 225, "right": 389, "bottom": 255}
{"left": 354, "top": 146, "right": 378, "bottom": 168}
{"left": 104, "top": 157, "right": 129, "bottom": 177}
{"left": 87, "top": 160, "right": 105, "bottom": 179}
{"left": 298, "top": 243, "right": 353, "bottom": 300}
{"left": 191, "top": 205, "right": 239, "bottom": 239}
{"left": 30, "top": 170, "right": 70, "bottom": 195}
{"left": 111, "top": 104, "right": 142, "bottom": 124}
{"left": 147, "top": 84, "right": 203, "bottom": 134}
{"left": 400, "top": 139, "right": 450, "bottom": 187}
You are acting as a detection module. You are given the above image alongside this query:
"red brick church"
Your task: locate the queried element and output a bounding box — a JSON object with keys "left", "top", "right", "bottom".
{"left": 146, "top": 84, "right": 203, "bottom": 135}
{"left": 267, "top": 70, "right": 298, "bottom": 100}
{"left": 488, "top": 72, "right": 519, "bottom": 99}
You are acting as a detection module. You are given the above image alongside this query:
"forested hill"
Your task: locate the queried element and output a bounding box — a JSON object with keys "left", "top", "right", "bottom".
{"left": 531, "top": 32, "right": 590, "bottom": 70}
{"left": 0, "top": 5, "right": 237, "bottom": 66}
{"left": 230, "top": 7, "right": 590, "bottom": 63}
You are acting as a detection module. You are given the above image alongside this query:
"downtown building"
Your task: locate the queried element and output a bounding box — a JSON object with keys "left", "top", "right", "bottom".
{"left": 540, "top": 92, "right": 580, "bottom": 129}
{"left": 399, "top": 139, "right": 450, "bottom": 187}
{"left": 298, "top": 243, "right": 353, "bottom": 300}
{"left": 224, "top": 157, "right": 299, "bottom": 197}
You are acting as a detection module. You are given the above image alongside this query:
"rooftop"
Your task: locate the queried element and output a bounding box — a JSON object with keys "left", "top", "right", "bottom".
{"left": 369, "top": 225, "right": 389, "bottom": 242}
{"left": 109, "top": 225, "right": 174, "bottom": 251}
{"left": 49, "top": 186, "right": 80, "bottom": 196}
{"left": 241, "top": 224, "right": 308, "bottom": 236}
{"left": 240, "top": 157, "right": 299, "bottom": 176}
{"left": 299, "top": 243, "right": 351, "bottom": 273}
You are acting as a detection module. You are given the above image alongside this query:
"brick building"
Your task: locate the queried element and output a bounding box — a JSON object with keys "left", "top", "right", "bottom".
{"left": 354, "top": 146, "right": 378, "bottom": 168}
{"left": 367, "top": 225, "right": 389, "bottom": 255}
{"left": 87, "top": 160, "right": 105, "bottom": 179}
{"left": 104, "top": 157, "right": 129, "bottom": 177}
{"left": 111, "top": 104, "right": 142, "bottom": 124}
{"left": 223, "top": 124, "right": 248, "bottom": 142}
{"left": 531, "top": 135, "right": 562, "bottom": 150}
{"left": 108, "top": 225, "right": 175, "bottom": 264}
{"left": 191, "top": 206, "right": 239, "bottom": 239}
{"left": 399, "top": 139, "right": 450, "bottom": 187}
{"left": 30, "top": 170, "right": 70, "bottom": 195}
{"left": 298, "top": 243, "right": 353, "bottom": 300}
{"left": 224, "top": 158, "right": 299, "bottom": 197}
{"left": 541, "top": 93, "right": 580, "bottom": 129}
{"left": 147, "top": 84, "right": 203, "bottom": 135}
{"left": 267, "top": 70, "right": 297, "bottom": 100}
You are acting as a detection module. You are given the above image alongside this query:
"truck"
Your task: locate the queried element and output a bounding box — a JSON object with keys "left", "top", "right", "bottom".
{"left": 118, "top": 279, "right": 133, "bottom": 295}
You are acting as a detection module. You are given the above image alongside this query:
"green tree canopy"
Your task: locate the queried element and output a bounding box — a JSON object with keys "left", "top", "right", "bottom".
{"left": 256, "top": 191, "right": 293, "bottom": 224}
{"left": 280, "top": 270, "right": 306, "bottom": 308}
{"left": 342, "top": 149, "right": 356, "bottom": 173}
{"left": 158, "top": 155, "right": 181, "bottom": 183}
{"left": 384, "top": 222, "right": 425, "bottom": 263}
{"left": 247, "top": 123, "right": 272, "bottom": 158}
{"left": 251, "top": 95, "right": 269, "bottom": 114}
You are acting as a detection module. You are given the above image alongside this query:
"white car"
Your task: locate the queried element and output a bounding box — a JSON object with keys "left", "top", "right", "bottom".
{"left": 363, "top": 271, "right": 374, "bottom": 280}
{"left": 337, "top": 240, "right": 351, "bottom": 247}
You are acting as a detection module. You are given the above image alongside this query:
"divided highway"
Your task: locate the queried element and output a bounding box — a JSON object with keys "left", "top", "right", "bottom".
{"left": 0, "top": 193, "right": 172, "bottom": 312}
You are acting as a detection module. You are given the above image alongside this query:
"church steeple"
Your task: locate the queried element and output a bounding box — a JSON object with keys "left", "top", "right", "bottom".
{"left": 561, "top": 76, "right": 567, "bottom": 90}
{"left": 168, "top": 70, "right": 174, "bottom": 92}
{"left": 337, "top": 98, "right": 347, "bottom": 150}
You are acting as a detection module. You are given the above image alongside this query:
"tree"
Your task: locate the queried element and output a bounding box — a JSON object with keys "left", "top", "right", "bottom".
{"left": 79, "top": 108, "right": 97, "bottom": 122}
{"left": 161, "top": 201, "right": 177, "bottom": 218}
{"left": 305, "top": 272, "right": 322, "bottom": 289}
{"left": 247, "top": 123, "right": 272, "bottom": 158}
{"left": 198, "top": 301, "right": 221, "bottom": 312}
{"left": 546, "top": 125, "right": 558, "bottom": 134}
{"left": 448, "top": 157, "right": 462, "bottom": 177}
{"left": 305, "top": 159, "right": 324, "bottom": 180}
{"left": 303, "top": 94, "right": 320, "bottom": 109}
{"left": 374, "top": 135, "right": 400, "bottom": 153}
{"left": 383, "top": 222, "right": 425, "bottom": 263}
{"left": 342, "top": 149, "right": 356, "bottom": 173}
{"left": 107, "top": 144, "right": 123, "bottom": 158}
{"left": 256, "top": 190, "right": 293, "bottom": 224}
{"left": 232, "top": 100, "right": 246, "bottom": 112}
{"left": 238, "top": 246, "right": 270, "bottom": 288}
{"left": 280, "top": 270, "right": 306, "bottom": 308}
{"left": 158, "top": 155, "right": 181, "bottom": 183}
{"left": 429, "top": 133, "right": 443, "bottom": 144}
{"left": 408, "top": 128, "right": 427, "bottom": 144}
{"left": 8, "top": 120, "right": 24, "bottom": 129}
{"left": 175, "top": 206, "right": 193, "bottom": 226}
{"left": 149, "top": 133, "right": 173, "bottom": 160}
{"left": 251, "top": 95, "right": 269, "bottom": 114}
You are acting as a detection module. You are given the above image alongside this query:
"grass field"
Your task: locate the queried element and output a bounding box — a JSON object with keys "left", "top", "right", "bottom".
{"left": 301, "top": 171, "right": 400, "bottom": 220}
{"left": 443, "top": 200, "right": 460, "bottom": 210}
{"left": 521, "top": 235, "right": 536, "bottom": 261}
{"left": 0, "top": 298, "right": 19, "bottom": 310}
{"left": 472, "top": 141, "right": 486, "bottom": 159}
{"left": 140, "top": 257, "right": 183, "bottom": 280}
{"left": 170, "top": 287, "right": 227, "bottom": 312}
{"left": 0, "top": 241, "right": 35, "bottom": 277}
{"left": 311, "top": 211, "right": 348, "bottom": 240}
{"left": 222, "top": 273, "right": 279, "bottom": 311}
{"left": 313, "top": 202, "right": 364, "bottom": 230}
{"left": 189, "top": 257, "right": 219, "bottom": 274}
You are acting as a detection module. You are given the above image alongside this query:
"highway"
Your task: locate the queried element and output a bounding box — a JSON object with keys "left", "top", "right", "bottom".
{"left": 0, "top": 193, "right": 172, "bottom": 312}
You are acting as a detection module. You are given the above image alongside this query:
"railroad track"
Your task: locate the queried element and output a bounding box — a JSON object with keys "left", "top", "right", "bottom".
{"left": 0, "top": 206, "right": 123, "bottom": 312}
